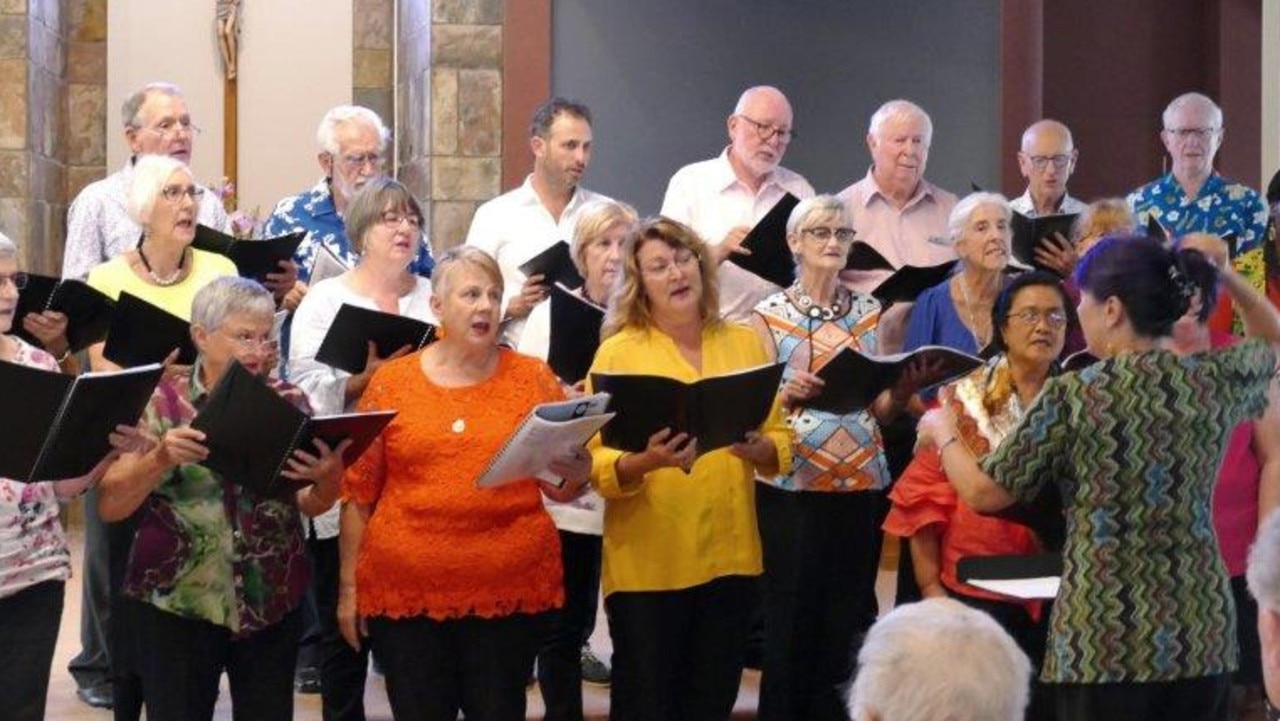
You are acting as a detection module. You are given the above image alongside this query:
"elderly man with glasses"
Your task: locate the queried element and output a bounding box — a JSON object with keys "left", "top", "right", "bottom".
{"left": 1013, "top": 119, "right": 1087, "bottom": 219}
{"left": 1128, "top": 93, "right": 1270, "bottom": 317}
{"left": 264, "top": 105, "right": 435, "bottom": 311}
{"left": 660, "top": 85, "right": 815, "bottom": 321}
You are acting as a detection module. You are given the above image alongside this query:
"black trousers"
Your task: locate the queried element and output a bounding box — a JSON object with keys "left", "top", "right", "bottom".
{"left": 125, "top": 599, "right": 303, "bottom": 721}
{"left": 69, "top": 488, "right": 112, "bottom": 690}
{"left": 368, "top": 611, "right": 550, "bottom": 721}
{"left": 0, "top": 580, "right": 65, "bottom": 721}
{"left": 756, "top": 484, "right": 883, "bottom": 721}
{"left": 108, "top": 509, "right": 144, "bottom": 721}
{"left": 1231, "top": 574, "right": 1263, "bottom": 686}
{"left": 1055, "top": 674, "right": 1229, "bottom": 721}
{"left": 309, "top": 535, "right": 370, "bottom": 721}
{"left": 537, "top": 529, "right": 604, "bottom": 721}
{"left": 606, "top": 574, "right": 758, "bottom": 721}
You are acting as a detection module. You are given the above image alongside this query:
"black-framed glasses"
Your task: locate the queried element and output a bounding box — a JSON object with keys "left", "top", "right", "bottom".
{"left": 802, "top": 227, "right": 856, "bottom": 244}
{"left": 1027, "top": 154, "right": 1072, "bottom": 171}
{"left": 0, "top": 272, "right": 29, "bottom": 290}
{"left": 160, "top": 185, "right": 205, "bottom": 203}
{"left": 736, "top": 115, "right": 795, "bottom": 143}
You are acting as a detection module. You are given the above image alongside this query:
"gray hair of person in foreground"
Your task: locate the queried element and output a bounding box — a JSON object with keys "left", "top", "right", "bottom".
{"left": 848, "top": 598, "right": 1031, "bottom": 721}
{"left": 190, "top": 276, "right": 275, "bottom": 332}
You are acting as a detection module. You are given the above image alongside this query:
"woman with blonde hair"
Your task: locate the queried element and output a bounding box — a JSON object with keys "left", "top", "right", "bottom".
{"left": 588, "top": 217, "right": 791, "bottom": 721}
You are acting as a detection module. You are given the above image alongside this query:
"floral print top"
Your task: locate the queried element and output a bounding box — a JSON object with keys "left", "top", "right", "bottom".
{"left": 122, "top": 363, "right": 311, "bottom": 635}
{"left": 264, "top": 178, "right": 435, "bottom": 283}
{"left": 0, "top": 337, "right": 88, "bottom": 598}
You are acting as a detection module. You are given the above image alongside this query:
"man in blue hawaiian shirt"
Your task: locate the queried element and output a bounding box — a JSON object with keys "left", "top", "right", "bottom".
{"left": 1128, "top": 92, "right": 1269, "bottom": 294}
{"left": 264, "top": 105, "right": 434, "bottom": 311}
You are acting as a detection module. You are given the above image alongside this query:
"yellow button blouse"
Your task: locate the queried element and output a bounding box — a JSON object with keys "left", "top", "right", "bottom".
{"left": 587, "top": 322, "right": 792, "bottom": 596}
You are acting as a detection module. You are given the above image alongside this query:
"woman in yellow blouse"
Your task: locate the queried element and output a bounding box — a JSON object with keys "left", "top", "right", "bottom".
{"left": 588, "top": 216, "right": 791, "bottom": 721}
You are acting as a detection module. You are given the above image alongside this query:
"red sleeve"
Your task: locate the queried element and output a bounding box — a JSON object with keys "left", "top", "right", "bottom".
{"left": 883, "top": 448, "right": 958, "bottom": 537}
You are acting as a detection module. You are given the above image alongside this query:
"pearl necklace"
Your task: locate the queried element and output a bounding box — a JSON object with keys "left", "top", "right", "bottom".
{"left": 136, "top": 237, "right": 188, "bottom": 287}
{"left": 790, "top": 281, "right": 844, "bottom": 321}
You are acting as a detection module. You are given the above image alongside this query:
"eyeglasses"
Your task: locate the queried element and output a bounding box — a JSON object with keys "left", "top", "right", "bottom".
{"left": 160, "top": 185, "right": 205, "bottom": 203}
{"left": 1007, "top": 308, "right": 1068, "bottom": 328}
{"left": 1027, "top": 154, "right": 1072, "bottom": 171}
{"left": 136, "top": 118, "right": 201, "bottom": 139}
{"left": 223, "top": 330, "right": 279, "bottom": 354}
{"left": 0, "top": 272, "right": 29, "bottom": 290}
{"left": 337, "top": 152, "right": 383, "bottom": 171}
{"left": 381, "top": 211, "right": 422, "bottom": 229}
{"left": 802, "top": 227, "right": 856, "bottom": 244}
{"left": 1164, "top": 127, "right": 1220, "bottom": 141}
{"left": 736, "top": 115, "right": 795, "bottom": 143}
{"left": 640, "top": 250, "right": 699, "bottom": 278}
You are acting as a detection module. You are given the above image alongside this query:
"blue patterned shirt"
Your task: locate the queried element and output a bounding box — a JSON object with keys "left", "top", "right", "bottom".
{"left": 1127, "top": 173, "right": 1268, "bottom": 257}
{"left": 263, "top": 179, "right": 435, "bottom": 283}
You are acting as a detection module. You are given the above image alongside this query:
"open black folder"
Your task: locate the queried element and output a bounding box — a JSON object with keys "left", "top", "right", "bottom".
{"left": 13, "top": 273, "right": 116, "bottom": 352}
{"left": 0, "top": 361, "right": 163, "bottom": 482}
{"left": 870, "top": 260, "right": 958, "bottom": 305}
{"left": 807, "top": 345, "right": 983, "bottom": 415}
{"left": 518, "top": 241, "right": 584, "bottom": 289}
{"left": 1011, "top": 211, "right": 1078, "bottom": 272}
{"left": 590, "top": 363, "right": 785, "bottom": 456}
{"left": 547, "top": 283, "right": 604, "bottom": 384}
{"left": 728, "top": 193, "right": 801, "bottom": 288}
{"left": 190, "top": 361, "right": 397, "bottom": 496}
{"left": 194, "top": 225, "right": 304, "bottom": 282}
{"left": 844, "top": 242, "right": 895, "bottom": 272}
{"left": 102, "top": 292, "right": 198, "bottom": 367}
{"left": 314, "top": 304, "right": 438, "bottom": 374}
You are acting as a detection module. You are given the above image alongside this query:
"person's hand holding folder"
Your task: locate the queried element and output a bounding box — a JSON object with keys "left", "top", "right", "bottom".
{"left": 618, "top": 428, "right": 699, "bottom": 479}
{"left": 538, "top": 445, "right": 592, "bottom": 502}
{"left": 506, "top": 273, "right": 549, "bottom": 321}
{"left": 710, "top": 226, "right": 753, "bottom": 266}
{"left": 729, "top": 430, "right": 778, "bottom": 474}
{"left": 344, "top": 341, "right": 413, "bottom": 404}
{"left": 21, "top": 310, "right": 70, "bottom": 359}
{"left": 283, "top": 436, "right": 353, "bottom": 516}
{"left": 1032, "top": 232, "right": 1077, "bottom": 277}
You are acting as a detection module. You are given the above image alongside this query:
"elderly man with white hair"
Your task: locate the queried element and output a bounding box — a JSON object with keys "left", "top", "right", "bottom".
{"left": 1248, "top": 510, "right": 1280, "bottom": 720}
{"left": 661, "top": 85, "right": 815, "bottom": 320}
{"left": 1128, "top": 92, "right": 1269, "bottom": 322}
{"left": 837, "top": 99, "right": 958, "bottom": 296}
{"left": 265, "top": 105, "right": 435, "bottom": 308}
{"left": 848, "top": 598, "right": 1031, "bottom": 721}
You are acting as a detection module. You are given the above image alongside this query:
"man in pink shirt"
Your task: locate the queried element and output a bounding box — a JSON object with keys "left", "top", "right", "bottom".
{"left": 837, "top": 99, "right": 958, "bottom": 300}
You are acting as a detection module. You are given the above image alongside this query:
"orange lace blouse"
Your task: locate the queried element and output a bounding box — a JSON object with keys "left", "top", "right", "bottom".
{"left": 344, "top": 348, "right": 566, "bottom": 620}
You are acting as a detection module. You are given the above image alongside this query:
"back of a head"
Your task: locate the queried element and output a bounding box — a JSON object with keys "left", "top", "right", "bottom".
{"left": 848, "top": 598, "right": 1031, "bottom": 721}
{"left": 1073, "top": 234, "right": 1195, "bottom": 338}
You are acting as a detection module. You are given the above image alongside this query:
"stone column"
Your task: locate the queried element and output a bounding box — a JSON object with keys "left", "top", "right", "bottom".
{"left": 398, "top": 0, "right": 503, "bottom": 255}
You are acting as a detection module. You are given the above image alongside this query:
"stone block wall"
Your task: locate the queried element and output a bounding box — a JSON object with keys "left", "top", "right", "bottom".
{"left": 397, "top": 0, "right": 505, "bottom": 254}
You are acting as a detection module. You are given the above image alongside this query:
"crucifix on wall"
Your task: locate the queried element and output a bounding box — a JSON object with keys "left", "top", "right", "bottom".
{"left": 216, "top": 0, "right": 241, "bottom": 208}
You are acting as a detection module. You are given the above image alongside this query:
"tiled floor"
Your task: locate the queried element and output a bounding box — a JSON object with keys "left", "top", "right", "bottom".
{"left": 48, "top": 526, "right": 898, "bottom": 720}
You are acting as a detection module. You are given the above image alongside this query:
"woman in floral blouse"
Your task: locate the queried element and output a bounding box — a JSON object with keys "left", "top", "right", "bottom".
{"left": 0, "top": 233, "right": 145, "bottom": 721}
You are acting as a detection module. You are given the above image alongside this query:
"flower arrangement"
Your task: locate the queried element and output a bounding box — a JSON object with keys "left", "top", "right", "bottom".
{"left": 216, "top": 177, "right": 263, "bottom": 239}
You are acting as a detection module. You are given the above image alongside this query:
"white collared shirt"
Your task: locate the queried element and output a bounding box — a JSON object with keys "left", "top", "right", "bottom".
{"left": 660, "top": 149, "right": 815, "bottom": 321}
{"left": 836, "top": 168, "right": 959, "bottom": 293}
{"left": 1009, "top": 189, "right": 1088, "bottom": 218}
{"left": 62, "top": 160, "right": 229, "bottom": 281}
{"left": 465, "top": 175, "right": 608, "bottom": 346}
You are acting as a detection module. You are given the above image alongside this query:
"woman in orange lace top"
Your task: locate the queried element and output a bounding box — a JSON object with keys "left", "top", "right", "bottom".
{"left": 338, "top": 246, "right": 592, "bottom": 721}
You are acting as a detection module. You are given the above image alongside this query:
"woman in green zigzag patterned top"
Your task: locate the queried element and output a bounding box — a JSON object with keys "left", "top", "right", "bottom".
{"left": 917, "top": 234, "right": 1280, "bottom": 721}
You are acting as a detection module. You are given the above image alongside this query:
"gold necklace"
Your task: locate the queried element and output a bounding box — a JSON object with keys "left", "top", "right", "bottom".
{"left": 956, "top": 274, "right": 993, "bottom": 349}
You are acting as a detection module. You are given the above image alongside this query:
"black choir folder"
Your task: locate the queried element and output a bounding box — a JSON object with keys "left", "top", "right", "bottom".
{"left": 194, "top": 225, "right": 304, "bottom": 282}
{"left": 1010, "top": 212, "right": 1078, "bottom": 272}
{"left": 590, "top": 362, "right": 785, "bottom": 456}
{"left": 518, "top": 241, "right": 584, "bottom": 289}
{"left": 13, "top": 274, "right": 116, "bottom": 353}
{"left": 0, "top": 361, "right": 163, "bottom": 483}
{"left": 547, "top": 283, "right": 604, "bottom": 384}
{"left": 844, "top": 243, "right": 895, "bottom": 273}
{"left": 101, "top": 292, "right": 198, "bottom": 367}
{"left": 314, "top": 304, "right": 438, "bottom": 374}
{"left": 807, "top": 345, "right": 983, "bottom": 415}
{"left": 870, "top": 260, "right": 958, "bottom": 305}
{"left": 728, "top": 192, "right": 801, "bottom": 288}
{"left": 190, "top": 362, "right": 396, "bottom": 496}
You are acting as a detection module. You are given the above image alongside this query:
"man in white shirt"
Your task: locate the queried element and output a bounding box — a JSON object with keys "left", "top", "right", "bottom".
{"left": 62, "top": 82, "right": 229, "bottom": 282}
{"left": 465, "top": 97, "right": 607, "bottom": 347}
{"left": 660, "top": 86, "right": 815, "bottom": 320}
{"left": 837, "top": 99, "right": 958, "bottom": 296}
{"left": 1011, "top": 119, "right": 1087, "bottom": 218}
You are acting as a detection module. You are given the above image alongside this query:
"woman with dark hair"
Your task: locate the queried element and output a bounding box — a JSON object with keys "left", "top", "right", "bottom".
{"left": 918, "top": 235, "right": 1280, "bottom": 721}
{"left": 886, "top": 270, "right": 1070, "bottom": 721}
